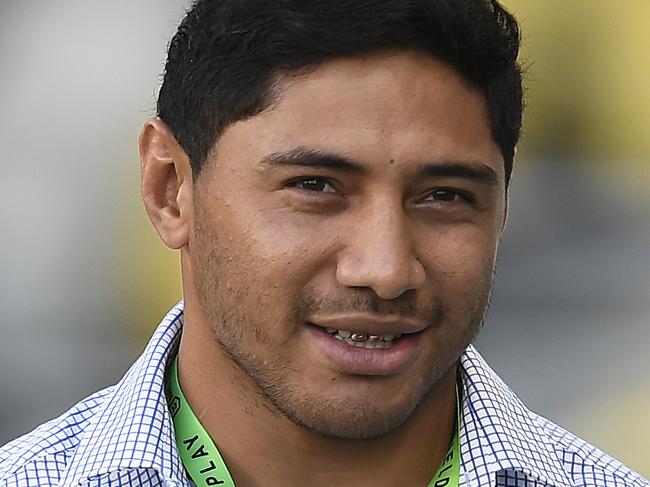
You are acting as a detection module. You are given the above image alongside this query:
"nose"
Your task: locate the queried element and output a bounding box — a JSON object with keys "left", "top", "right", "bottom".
{"left": 336, "top": 203, "right": 426, "bottom": 300}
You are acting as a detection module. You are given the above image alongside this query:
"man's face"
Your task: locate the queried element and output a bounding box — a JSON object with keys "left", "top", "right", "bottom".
{"left": 190, "top": 51, "right": 506, "bottom": 440}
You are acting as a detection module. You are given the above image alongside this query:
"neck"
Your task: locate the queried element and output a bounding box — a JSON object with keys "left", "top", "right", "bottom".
{"left": 177, "top": 291, "right": 458, "bottom": 487}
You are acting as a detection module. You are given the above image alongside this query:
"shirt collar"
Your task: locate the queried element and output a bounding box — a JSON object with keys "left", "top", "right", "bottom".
{"left": 59, "top": 301, "right": 186, "bottom": 486}
{"left": 58, "top": 302, "right": 575, "bottom": 486}
{"left": 459, "top": 345, "right": 576, "bottom": 487}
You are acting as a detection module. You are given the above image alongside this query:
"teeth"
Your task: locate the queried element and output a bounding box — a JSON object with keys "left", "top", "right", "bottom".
{"left": 343, "top": 337, "right": 392, "bottom": 349}
{"left": 350, "top": 332, "right": 368, "bottom": 342}
{"left": 337, "top": 329, "right": 352, "bottom": 338}
{"left": 324, "top": 327, "right": 403, "bottom": 347}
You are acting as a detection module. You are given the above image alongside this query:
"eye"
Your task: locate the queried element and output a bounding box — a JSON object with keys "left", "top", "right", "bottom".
{"left": 421, "top": 188, "right": 475, "bottom": 205}
{"left": 431, "top": 189, "right": 461, "bottom": 202}
{"left": 286, "top": 177, "right": 337, "bottom": 194}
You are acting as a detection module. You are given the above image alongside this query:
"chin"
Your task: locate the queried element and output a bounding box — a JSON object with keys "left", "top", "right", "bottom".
{"left": 285, "top": 400, "right": 415, "bottom": 441}
{"left": 265, "top": 380, "right": 435, "bottom": 441}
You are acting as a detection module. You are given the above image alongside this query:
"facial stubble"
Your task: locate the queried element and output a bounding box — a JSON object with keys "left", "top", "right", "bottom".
{"left": 191, "top": 207, "right": 493, "bottom": 440}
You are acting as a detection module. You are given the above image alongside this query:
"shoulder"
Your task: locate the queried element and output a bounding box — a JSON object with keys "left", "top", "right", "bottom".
{"left": 534, "top": 412, "right": 649, "bottom": 487}
{"left": 0, "top": 387, "right": 113, "bottom": 486}
{"left": 459, "top": 345, "right": 649, "bottom": 486}
{"left": 1, "top": 304, "right": 186, "bottom": 487}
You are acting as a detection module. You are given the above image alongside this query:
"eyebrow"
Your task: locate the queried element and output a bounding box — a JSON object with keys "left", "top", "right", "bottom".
{"left": 260, "top": 148, "right": 365, "bottom": 173}
{"left": 260, "top": 147, "right": 499, "bottom": 186}
{"left": 418, "top": 161, "right": 499, "bottom": 186}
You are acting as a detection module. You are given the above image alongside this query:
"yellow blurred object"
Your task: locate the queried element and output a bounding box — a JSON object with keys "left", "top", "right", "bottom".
{"left": 114, "top": 161, "right": 182, "bottom": 344}
{"left": 502, "top": 0, "right": 650, "bottom": 179}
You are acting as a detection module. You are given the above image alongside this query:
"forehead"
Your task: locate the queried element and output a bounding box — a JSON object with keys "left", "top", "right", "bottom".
{"left": 214, "top": 50, "right": 504, "bottom": 181}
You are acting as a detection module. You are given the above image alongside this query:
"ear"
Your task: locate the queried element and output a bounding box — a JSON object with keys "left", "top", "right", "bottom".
{"left": 500, "top": 149, "right": 515, "bottom": 233}
{"left": 500, "top": 188, "right": 509, "bottom": 233}
{"left": 139, "top": 117, "right": 193, "bottom": 250}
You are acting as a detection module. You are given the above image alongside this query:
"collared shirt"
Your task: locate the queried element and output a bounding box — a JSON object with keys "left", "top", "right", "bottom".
{"left": 1, "top": 302, "right": 648, "bottom": 487}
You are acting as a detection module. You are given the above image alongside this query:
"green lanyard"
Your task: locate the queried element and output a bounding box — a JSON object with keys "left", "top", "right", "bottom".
{"left": 427, "top": 396, "right": 461, "bottom": 487}
{"left": 166, "top": 356, "right": 460, "bottom": 487}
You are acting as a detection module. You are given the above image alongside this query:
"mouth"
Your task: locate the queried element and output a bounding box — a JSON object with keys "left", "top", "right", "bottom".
{"left": 307, "top": 313, "right": 427, "bottom": 349}
{"left": 307, "top": 321, "right": 425, "bottom": 375}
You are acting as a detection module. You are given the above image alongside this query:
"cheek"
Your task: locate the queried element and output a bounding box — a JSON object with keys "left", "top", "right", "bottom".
{"left": 214, "top": 208, "right": 338, "bottom": 308}
{"left": 423, "top": 227, "right": 498, "bottom": 298}
{"left": 245, "top": 208, "right": 338, "bottom": 268}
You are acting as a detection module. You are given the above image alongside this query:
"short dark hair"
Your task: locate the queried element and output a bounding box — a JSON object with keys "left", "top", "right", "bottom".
{"left": 158, "top": 0, "right": 523, "bottom": 184}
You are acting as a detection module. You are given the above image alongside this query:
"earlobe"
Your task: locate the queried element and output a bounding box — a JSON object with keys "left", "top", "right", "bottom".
{"left": 139, "top": 117, "right": 193, "bottom": 250}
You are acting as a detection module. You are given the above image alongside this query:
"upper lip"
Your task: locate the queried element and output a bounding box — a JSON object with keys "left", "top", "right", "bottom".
{"left": 309, "top": 314, "right": 428, "bottom": 335}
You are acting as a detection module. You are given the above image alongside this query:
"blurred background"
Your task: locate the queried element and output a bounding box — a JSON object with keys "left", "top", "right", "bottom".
{"left": 1, "top": 0, "right": 648, "bottom": 476}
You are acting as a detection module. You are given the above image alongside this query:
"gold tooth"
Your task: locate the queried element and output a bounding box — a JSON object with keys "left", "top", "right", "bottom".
{"left": 336, "top": 330, "right": 401, "bottom": 342}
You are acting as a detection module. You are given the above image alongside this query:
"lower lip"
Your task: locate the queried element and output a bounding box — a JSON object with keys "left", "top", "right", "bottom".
{"left": 308, "top": 325, "right": 421, "bottom": 376}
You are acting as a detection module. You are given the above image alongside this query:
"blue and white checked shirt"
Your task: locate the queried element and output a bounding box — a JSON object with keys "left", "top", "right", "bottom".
{"left": 2, "top": 302, "right": 648, "bottom": 486}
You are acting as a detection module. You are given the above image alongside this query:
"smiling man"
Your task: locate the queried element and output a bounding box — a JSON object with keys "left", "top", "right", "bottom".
{"left": 1, "top": 1, "right": 648, "bottom": 487}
